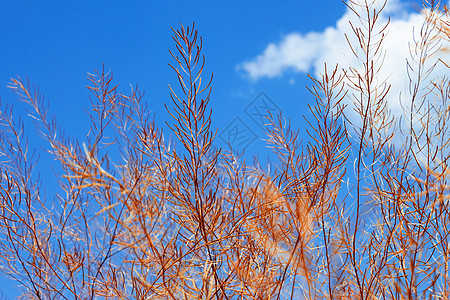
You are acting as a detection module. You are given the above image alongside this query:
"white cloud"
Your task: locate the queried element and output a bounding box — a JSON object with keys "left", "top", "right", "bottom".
{"left": 239, "top": 0, "right": 449, "bottom": 87}
{"left": 238, "top": 0, "right": 450, "bottom": 147}
{"left": 238, "top": 31, "right": 323, "bottom": 79}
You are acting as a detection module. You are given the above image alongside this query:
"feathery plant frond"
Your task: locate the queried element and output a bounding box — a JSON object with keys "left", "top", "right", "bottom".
{"left": 1, "top": 2, "right": 450, "bottom": 299}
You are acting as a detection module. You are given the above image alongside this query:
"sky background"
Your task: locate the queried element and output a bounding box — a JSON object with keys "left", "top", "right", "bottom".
{"left": 0, "top": 0, "right": 448, "bottom": 297}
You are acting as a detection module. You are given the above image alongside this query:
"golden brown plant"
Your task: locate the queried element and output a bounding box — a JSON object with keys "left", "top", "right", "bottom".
{"left": 1, "top": 0, "right": 450, "bottom": 299}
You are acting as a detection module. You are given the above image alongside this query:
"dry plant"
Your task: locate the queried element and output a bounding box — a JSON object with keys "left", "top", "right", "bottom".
{"left": 0, "top": 0, "right": 450, "bottom": 299}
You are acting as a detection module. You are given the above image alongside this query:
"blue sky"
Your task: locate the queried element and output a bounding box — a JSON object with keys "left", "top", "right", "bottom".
{"left": 0, "top": 1, "right": 348, "bottom": 163}
{"left": 0, "top": 0, "right": 445, "bottom": 297}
